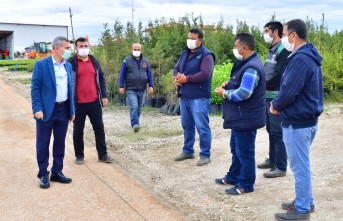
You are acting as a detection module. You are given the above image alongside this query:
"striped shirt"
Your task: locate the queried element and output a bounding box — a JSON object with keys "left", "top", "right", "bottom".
{"left": 223, "top": 68, "right": 260, "bottom": 102}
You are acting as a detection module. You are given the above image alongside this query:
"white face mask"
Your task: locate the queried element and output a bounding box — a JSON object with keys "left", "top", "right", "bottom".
{"left": 233, "top": 48, "right": 243, "bottom": 61}
{"left": 263, "top": 33, "right": 274, "bottom": 44}
{"left": 132, "top": 50, "right": 141, "bottom": 57}
{"left": 187, "top": 39, "right": 197, "bottom": 50}
{"left": 77, "top": 48, "right": 89, "bottom": 57}
{"left": 281, "top": 33, "right": 295, "bottom": 52}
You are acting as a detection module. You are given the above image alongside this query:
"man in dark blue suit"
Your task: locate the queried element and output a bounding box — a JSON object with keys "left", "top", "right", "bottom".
{"left": 31, "top": 36, "right": 75, "bottom": 189}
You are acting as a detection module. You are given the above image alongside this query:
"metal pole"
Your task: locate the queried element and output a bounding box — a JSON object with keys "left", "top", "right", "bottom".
{"left": 69, "top": 7, "right": 75, "bottom": 42}
{"left": 132, "top": 0, "right": 134, "bottom": 27}
{"left": 322, "top": 13, "right": 325, "bottom": 27}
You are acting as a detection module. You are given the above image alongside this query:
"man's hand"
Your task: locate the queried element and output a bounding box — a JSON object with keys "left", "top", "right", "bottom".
{"left": 34, "top": 111, "right": 44, "bottom": 120}
{"left": 215, "top": 87, "right": 225, "bottom": 97}
{"left": 221, "top": 81, "right": 228, "bottom": 88}
{"left": 69, "top": 114, "right": 75, "bottom": 122}
{"left": 173, "top": 76, "right": 182, "bottom": 86}
{"left": 148, "top": 87, "right": 154, "bottom": 94}
{"left": 102, "top": 98, "right": 108, "bottom": 107}
{"left": 119, "top": 88, "right": 125, "bottom": 94}
{"left": 176, "top": 73, "right": 187, "bottom": 85}
{"left": 270, "top": 102, "right": 280, "bottom": 114}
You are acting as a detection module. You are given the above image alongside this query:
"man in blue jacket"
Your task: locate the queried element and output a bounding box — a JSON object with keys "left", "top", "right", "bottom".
{"left": 214, "top": 33, "right": 266, "bottom": 195}
{"left": 271, "top": 19, "right": 324, "bottom": 221}
{"left": 31, "top": 36, "right": 75, "bottom": 189}
{"left": 173, "top": 28, "right": 215, "bottom": 166}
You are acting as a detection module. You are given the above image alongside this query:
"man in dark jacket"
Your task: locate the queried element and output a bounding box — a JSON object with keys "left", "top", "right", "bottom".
{"left": 257, "top": 21, "right": 291, "bottom": 178}
{"left": 67, "top": 37, "right": 113, "bottom": 165}
{"left": 215, "top": 33, "right": 266, "bottom": 195}
{"left": 118, "top": 43, "right": 154, "bottom": 132}
{"left": 173, "top": 28, "right": 215, "bottom": 166}
{"left": 272, "top": 19, "right": 323, "bottom": 221}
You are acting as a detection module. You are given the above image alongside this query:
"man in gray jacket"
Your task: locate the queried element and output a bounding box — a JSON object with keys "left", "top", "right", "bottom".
{"left": 257, "top": 22, "right": 290, "bottom": 178}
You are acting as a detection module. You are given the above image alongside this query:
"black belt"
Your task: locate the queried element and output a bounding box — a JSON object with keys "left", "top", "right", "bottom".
{"left": 55, "top": 100, "right": 68, "bottom": 105}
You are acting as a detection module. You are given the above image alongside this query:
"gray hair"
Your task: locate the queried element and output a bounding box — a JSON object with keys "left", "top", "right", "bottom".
{"left": 52, "top": 36, "right": 69, "bottom": 48}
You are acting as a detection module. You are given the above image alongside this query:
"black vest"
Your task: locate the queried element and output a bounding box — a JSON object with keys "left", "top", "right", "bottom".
{"left": 125, "top": 55, "right": 149, "bottom": 91}
{"left": 223, "top": 52, "right": 266, "bottom": 130}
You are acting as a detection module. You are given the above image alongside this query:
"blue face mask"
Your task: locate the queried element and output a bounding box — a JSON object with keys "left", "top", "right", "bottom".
{"left": 59, "top": 47, "right": 72, "bottom": 60}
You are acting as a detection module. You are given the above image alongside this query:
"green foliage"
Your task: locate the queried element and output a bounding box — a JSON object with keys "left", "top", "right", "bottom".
{"left": 0, "top": 60, "right": 35, "bottom": 72}
{"left": 211, "top": 62, "right": 232, "bottom": 104}
{"left": 93, "top": 14, "right": 343, "bottom": 104}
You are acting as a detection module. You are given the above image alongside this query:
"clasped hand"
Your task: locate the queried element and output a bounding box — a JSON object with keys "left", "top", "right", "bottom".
{"left": 173, "top": 73, "right": 187, "bottom": 86}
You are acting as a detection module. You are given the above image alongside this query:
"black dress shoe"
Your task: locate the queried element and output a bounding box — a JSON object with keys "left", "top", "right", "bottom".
{"left": 50, "top": 172, "right": 72, "bottom": 183}
{"left": 40, "top": 175, "right": 50, "bottom": 189}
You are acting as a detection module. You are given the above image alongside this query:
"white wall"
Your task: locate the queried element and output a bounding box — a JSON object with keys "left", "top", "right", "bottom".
{"left": 0, "top": 23, "right": 68, "bottom": 58}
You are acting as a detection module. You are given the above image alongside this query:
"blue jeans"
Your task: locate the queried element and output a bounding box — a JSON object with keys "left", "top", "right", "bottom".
{"left": 126, "top": 90, "right": 146, "bottom": 127}
{"left": 266, "top": 98, "right": 287, "bottom": 171}
{"left": 225, "top": 129, "right": 257, "bottom": 192}
{"left": 283, "top": 124, "right": 318, "bottom": 213}
{"left": 180, "top": 97, "right": 212, "bottom": 158}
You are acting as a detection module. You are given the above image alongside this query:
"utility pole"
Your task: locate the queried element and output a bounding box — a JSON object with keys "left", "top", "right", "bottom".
{"left": 132, "top": 0, "right": 135, "bottom": 27}
{"left": 69, "top": 7, "right": 75, "bottom": 42}
{"left": 322, "top": 13, "right": 325, "bottom": 27}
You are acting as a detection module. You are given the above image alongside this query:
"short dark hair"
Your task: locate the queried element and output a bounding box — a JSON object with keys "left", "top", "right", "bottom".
{"left": 285, "top": 19, "right": 307, "bottom": 40}
{"left": 189, "top": 28, "right": 204, "bottom": 39}
{"left": 264, "top": 21, "right": 283, "bottom": 38}
{"left": 75, "top": 37, "right": 88, "bottom": 47}
{"left": 234, "top": 33, "right": 255, "bottom": 51}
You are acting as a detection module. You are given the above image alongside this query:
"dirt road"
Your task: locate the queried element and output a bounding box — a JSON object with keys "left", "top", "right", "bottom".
{"left": 1, "top": 69, "right": 343, "bottom": 221}
{"left": 0, "top": 76, "right": 184, "bottom": 220}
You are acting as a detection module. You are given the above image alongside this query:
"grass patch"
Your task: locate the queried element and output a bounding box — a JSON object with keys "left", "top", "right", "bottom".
{"left": 16, "top": 78, "right": 31, "bottom": 84}
{"left": 113, "top": 126, "right": 183, "bottom": 143}
{"left": 325, "top": 91, "right": 343, "bottom": 103}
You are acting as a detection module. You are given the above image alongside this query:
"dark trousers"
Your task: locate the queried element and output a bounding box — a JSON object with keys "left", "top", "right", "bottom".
{"left": 36, "top": 103, "right": 69, "bottom": 178}
{"left": 266, "top": 98, "right": 287, "bottom": 171}
{"left": 73, "top": 100, "right": 107, "bottom": 158}
{"left": 225, "top": 129, "right": 257, "bottom": 192}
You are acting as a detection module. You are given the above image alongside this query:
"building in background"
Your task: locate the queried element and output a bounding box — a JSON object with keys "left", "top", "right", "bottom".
{"left": 0, "top": 22, "right": 68, "bottom": 60}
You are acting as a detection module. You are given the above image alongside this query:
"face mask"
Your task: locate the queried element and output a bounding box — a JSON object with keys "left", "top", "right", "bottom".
{"left": 132, "top": 51, "right": 141, "bottom": 57}
{"left": 78, "top": 48, "right": 89, "bottom": 57}
{"left": 263, "top": 33, "right": 274, "bottom": 44}
{"left": 233, "top": 48, "right": 243, "bottom": 61}
{"left": 59, "top": 47, "right": 72, "bottom": 60}
{"left": 281, "top": 33, "right": 295, "bottom": 52}
{"left": 187, "top": 39, "right": 197, "bottom": 50}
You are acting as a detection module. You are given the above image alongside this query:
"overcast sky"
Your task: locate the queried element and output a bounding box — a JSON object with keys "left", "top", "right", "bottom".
{"left": 1, "top": 0, "right": 342, "bottom": 43}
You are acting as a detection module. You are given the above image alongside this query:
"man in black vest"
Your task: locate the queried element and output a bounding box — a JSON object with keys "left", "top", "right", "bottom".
{"left": 173, "top": 28, "right": 215, "bottom": 166}
{"left": 214, "top": 33, "right": 266, "bottom": 195}
{"left": 118, "top": 43, "right": 154, "bottom": 132}
{"left": 257, "top": 22, "right": 291, "bottom": 178}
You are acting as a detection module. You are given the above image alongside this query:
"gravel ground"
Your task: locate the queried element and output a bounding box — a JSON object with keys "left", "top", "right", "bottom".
{"left": 2, "top": 68, "right": 343, "bottom": 221}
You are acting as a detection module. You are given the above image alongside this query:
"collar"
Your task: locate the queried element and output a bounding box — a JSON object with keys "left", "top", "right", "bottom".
{"left": 77, "top": 54, "right": 90, "bottom": 62}
{"left": 288, "top": 43, "right": 307, "bottom": 58}
{"left": 269, "top": 41, "right": 281, "bottom": 52}
{"left": 52, "top": 55, "right": 66, "bottom": 65}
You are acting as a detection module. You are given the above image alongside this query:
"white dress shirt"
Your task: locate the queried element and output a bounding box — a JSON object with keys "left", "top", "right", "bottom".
{"left": 52, "top": 56, "right": 68, "bottom": 102}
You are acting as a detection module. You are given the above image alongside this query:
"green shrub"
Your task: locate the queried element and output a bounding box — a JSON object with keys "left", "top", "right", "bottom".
{"left": 211, "top": 62, "right": 232, "bottom": 104}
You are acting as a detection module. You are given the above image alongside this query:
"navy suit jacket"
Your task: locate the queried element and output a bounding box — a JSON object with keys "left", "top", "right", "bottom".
{"left": 31, "top": 56, "right": 75, "bottom": 122}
